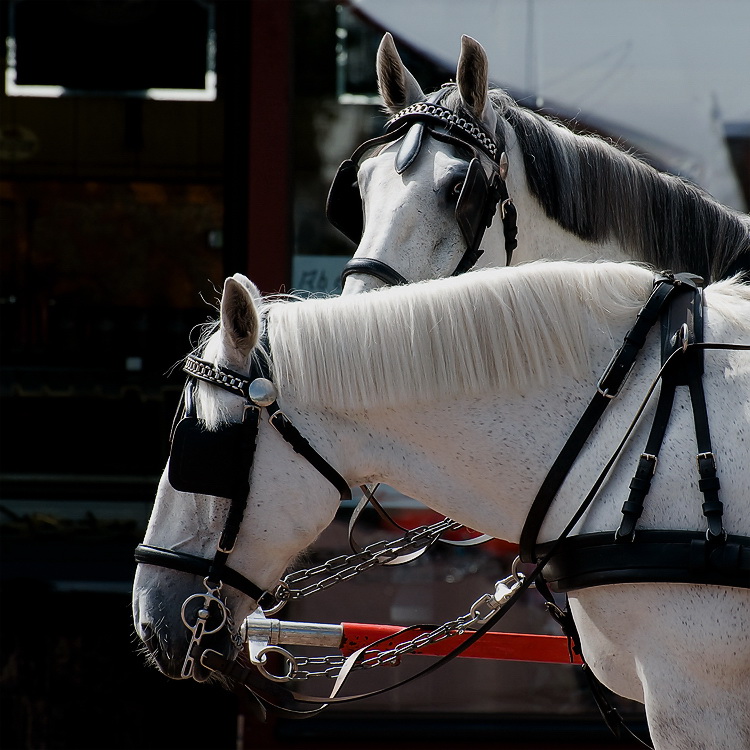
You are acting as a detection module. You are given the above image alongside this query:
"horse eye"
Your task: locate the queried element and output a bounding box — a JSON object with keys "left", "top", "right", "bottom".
{"left": 451, "top": 181, "right": 464, "bottom": 197}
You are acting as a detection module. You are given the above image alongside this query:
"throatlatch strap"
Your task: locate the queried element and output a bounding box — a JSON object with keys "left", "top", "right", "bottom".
{"left": 266, "top": 405, "right": 352, "bottom": 503}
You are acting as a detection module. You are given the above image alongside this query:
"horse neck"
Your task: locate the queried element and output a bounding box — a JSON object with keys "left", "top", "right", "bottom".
{"left": 494, "top": 119, "right": 631, "bottom": 267}
{"left": 268, "top": 296, "right": 624, "bottom": 543}
{"left": 496, "top": 106, "right": 750, "bottom": 279}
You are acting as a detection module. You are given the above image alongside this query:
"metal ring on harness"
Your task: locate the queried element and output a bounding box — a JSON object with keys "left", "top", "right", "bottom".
{"left": 252, "top": 645, "right": 298, "bottom": 683}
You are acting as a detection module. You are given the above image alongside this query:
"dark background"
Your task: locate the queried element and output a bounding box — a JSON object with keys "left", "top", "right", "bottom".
{"left": 3, "top": 2, "right": 745, "bottom": 748}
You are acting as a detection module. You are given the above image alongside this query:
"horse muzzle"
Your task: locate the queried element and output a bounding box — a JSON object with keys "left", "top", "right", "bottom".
{"left": 134, "top": 580, "right": 243, "bottom": 683}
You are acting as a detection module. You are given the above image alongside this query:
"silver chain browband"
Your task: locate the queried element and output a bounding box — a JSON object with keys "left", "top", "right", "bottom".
{"left": 183, "top": 356, "right": 251, "bottom": 398}
{"left": 386, "top": 101, "right": 498, "bottom": 161}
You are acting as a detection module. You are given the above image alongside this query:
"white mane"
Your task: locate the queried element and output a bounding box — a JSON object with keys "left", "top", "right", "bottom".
{"left": 267, "top": 261, "right": 658, "bottom": 409}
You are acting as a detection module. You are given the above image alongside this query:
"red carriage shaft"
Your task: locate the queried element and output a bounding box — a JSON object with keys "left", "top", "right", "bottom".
{"left": 340, "top": 622, "right": 582, "bottom": 664}
{"left": 245, "top": 618, "right": 582, "bottom": 665}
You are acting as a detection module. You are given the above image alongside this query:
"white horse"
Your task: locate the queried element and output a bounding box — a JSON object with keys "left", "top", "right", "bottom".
{"left": 337, "top": 34, "right": 750, "bottom": 294}
{"left": 133, "top": 262, "right": 750, "bottom": 749}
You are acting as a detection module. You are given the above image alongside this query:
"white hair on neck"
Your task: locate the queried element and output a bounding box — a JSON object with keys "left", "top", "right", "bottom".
{"left": 266, "top": 261, "right": 656, "bottom": 410}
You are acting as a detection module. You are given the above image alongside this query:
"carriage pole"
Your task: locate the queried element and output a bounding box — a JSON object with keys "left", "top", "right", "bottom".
{"left": 245, "top": 618, "right": 582, "bottom": 665}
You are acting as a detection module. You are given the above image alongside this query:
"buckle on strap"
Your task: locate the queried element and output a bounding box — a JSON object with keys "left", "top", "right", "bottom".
{"left": 696, "top": 451, "right": 716, "bottom": 472}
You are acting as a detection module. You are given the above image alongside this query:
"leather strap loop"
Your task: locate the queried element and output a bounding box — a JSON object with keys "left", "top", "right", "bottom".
{"left": 341, "top": 258, "right": 409, "bottom": 287}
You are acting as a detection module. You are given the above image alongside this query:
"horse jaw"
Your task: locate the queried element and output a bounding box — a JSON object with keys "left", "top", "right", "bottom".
{"left": 376, "top": 32, "right": 424, "bottom": 113}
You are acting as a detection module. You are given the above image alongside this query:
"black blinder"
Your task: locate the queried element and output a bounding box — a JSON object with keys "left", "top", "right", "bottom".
{"left": 394, "top": 122, "right": 425, "bottom": 174}
{"left": 455, "top": 158, "right": 490, "bottom": 250}
{"left": 169, "top": 416, "right": 255, "bottom": 500}
{"left": 326, "top": 159, "right": 363, "bottom": 244}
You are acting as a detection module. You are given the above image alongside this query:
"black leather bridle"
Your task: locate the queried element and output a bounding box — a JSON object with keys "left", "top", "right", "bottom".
{"left": 134, "top": 341, "right": 352, "bottom": 679}
{"left": 327, "top": 86, "right": 518, "bottom": 288}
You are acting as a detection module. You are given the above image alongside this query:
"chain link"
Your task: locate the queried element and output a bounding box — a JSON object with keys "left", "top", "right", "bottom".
{"left": 256, "top": 514, "right": 515, "bottom": 682}
{"left": 265, "top": 517, "right": 463, "bottom": 609}
{"left": 289, "top": 571, "right": 525, "bottom": 680}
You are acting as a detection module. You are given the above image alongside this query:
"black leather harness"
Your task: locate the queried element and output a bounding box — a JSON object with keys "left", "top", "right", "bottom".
{"left": 135, "top": 342, "right": 354, "bottom": 679}
{"left": 516, "top": 273, "right": 749, "bottom": 747}
{"left": 327, "top": 86, "right": 518, "bottom": 287}
{"left": 519, "top": 273, "right": 750, "bottom": 594}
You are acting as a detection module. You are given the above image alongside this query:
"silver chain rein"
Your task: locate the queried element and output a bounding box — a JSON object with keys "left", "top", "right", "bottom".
{"left": 256, "top": 568, "right": 527, "bottom": 681}
{"left": 263, "top": 516, "right": 463, "bottom": 615}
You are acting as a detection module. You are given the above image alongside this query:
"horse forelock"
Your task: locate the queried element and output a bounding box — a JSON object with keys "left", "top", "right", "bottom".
{"left": 266, "top": 262, "right": 659, "bottom": 411}
{"left": 492, "top": 94, "right": 750, "bottom": 282}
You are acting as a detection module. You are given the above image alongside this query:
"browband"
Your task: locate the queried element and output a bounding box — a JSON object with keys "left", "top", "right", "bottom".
{"left": 386, "top": 100, "right": 499, "bottom": 162}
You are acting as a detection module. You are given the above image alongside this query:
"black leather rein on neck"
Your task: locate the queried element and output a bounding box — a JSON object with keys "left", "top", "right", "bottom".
{"left": 519, "top": 272, "right": 690, "bottom": 562}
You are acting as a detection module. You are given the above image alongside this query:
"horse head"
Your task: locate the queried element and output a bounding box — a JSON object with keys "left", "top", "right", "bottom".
{"left": 132, "top": 275, "right": 345, "bottom": 682}
{"left": 334, "top": 33, "right": 516, "bottom": 293}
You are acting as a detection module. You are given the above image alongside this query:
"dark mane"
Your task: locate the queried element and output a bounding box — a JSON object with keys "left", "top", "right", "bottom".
{"left": 482, "top": 89, "right": 750, "bottom": 282}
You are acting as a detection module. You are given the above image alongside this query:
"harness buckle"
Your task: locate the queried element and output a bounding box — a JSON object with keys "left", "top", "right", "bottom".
{"left": 217, "top": 538, "right": 236, "bottom": 555}
{"left": 695, "top": 451, "right": 716, "bottom": 471}
{"left": 641, "top": 453, "right": 658, "bottom": 476}
{"left": 596, "top": 384, "right": 616, "bottom": 399}
{"left": 500, "top": 197, "right": 514, "bottom": 220}
{"left": 596, "top": 344, "right": 636, "bottom": 399}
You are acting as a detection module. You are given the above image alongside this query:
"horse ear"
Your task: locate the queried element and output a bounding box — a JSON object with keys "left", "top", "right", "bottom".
{"left": 219, "top": 274, "right": 262, "bottom": 362}
{"left": 376, "top": 32, "right": 424, "bottom": 114}
{"left": 456, "top": 35, "right": 497, "bottom": 134}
